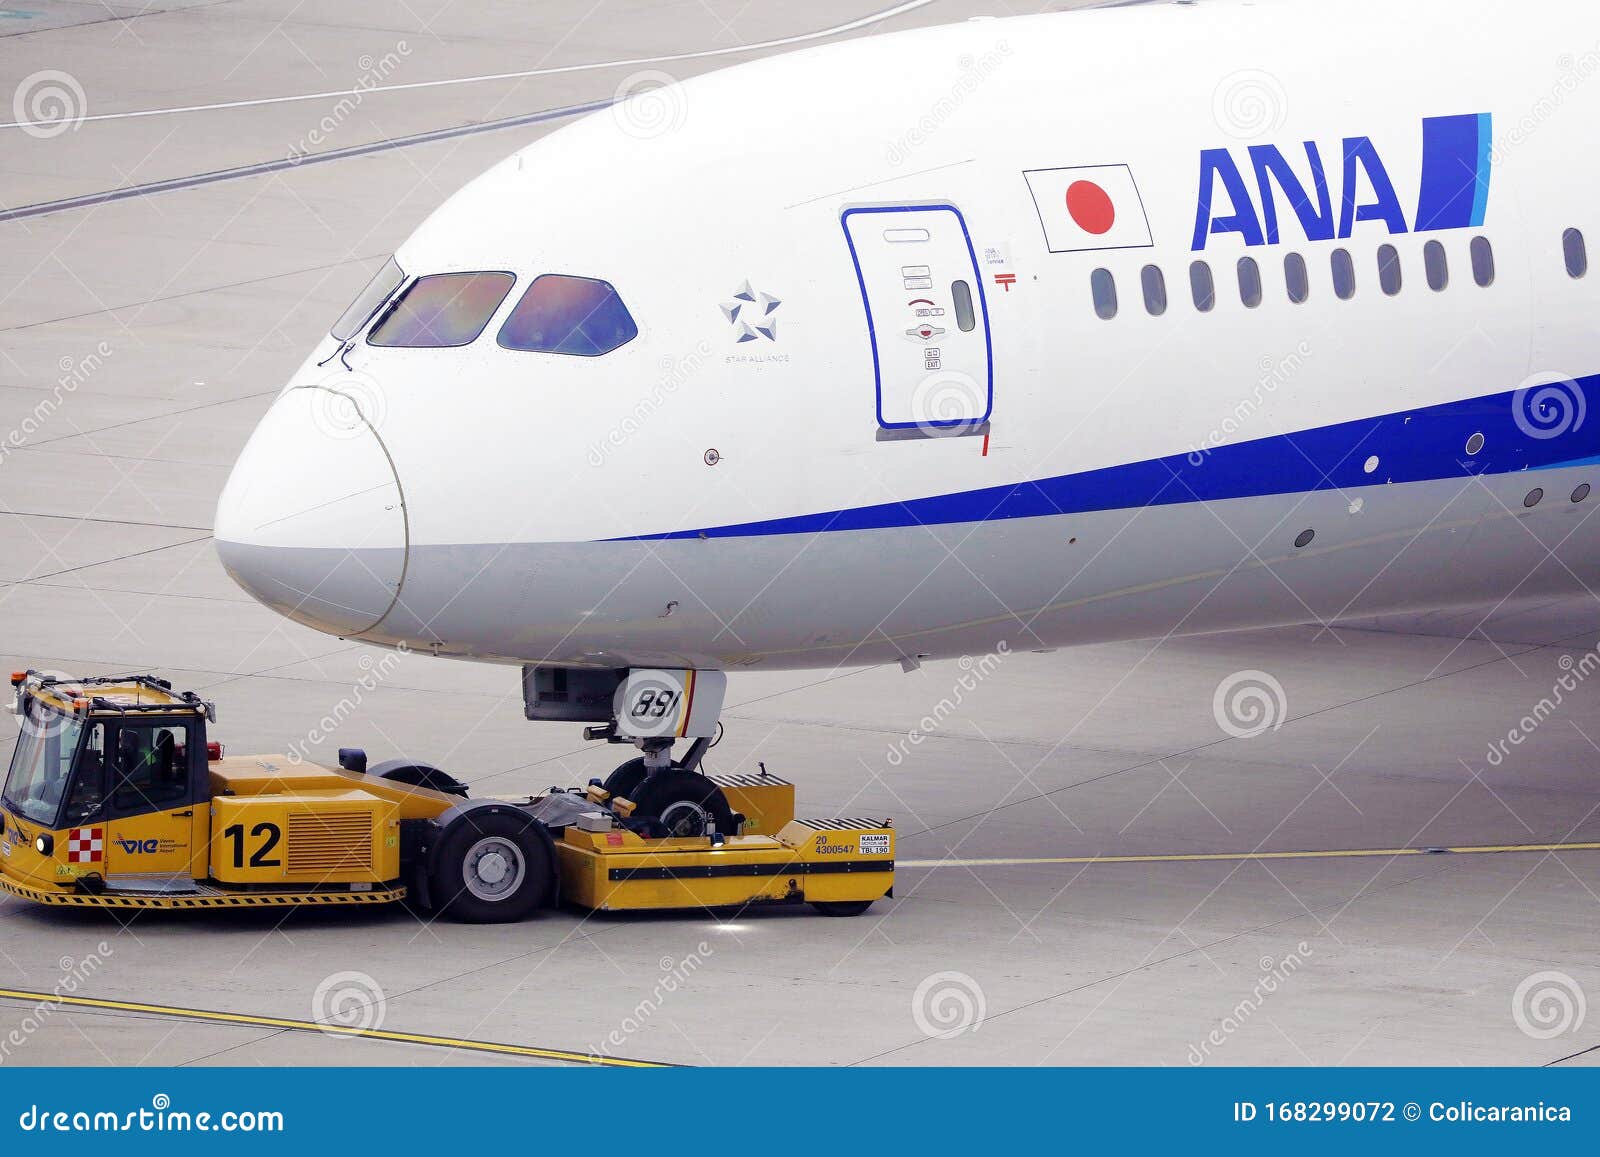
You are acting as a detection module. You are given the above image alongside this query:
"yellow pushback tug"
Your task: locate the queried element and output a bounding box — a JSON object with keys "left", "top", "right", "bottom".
{"left": 0, "top": 671, "right": 892, "bottom": 922}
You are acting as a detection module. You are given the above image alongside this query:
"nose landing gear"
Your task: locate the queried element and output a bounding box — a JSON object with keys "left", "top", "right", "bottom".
{"left": 581, "top": 670, "right": 737, "bottom": 833}
{"left": 520, "top": 664, "right": 894, "bottom": 915}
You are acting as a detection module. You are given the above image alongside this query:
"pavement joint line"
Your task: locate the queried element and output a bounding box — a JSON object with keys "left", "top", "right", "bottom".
{"left": 898, "top": 841, "right": 1600, "bottom": 868}
{"left": 0, "top": 99, "right": 615, "bottom": 223}
{"left": 0, "top": 988, "right": 671, "bottom": 1068}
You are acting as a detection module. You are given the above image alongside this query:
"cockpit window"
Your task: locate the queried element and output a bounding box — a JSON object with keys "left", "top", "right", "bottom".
{"left": 368, "top": 271, "right": 516, "bottom": 348}
{"left": 331, "top": 256, "right": 406, "bottom": 341}
{"left": 496, "top": 274, "right": 638, "bottom": 356}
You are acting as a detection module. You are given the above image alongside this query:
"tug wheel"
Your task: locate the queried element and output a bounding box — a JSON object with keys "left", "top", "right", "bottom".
{"left": 430, "top": 811, "right": 548, "bottom": 922}
{"left": 811, "top": 900, "right": 874, "bottom": 917}
{"left": 600, "top": 757, "right": 649, "bottom": 802}
{"left": 628, "top": 770, "right": 736, "bottom": 837}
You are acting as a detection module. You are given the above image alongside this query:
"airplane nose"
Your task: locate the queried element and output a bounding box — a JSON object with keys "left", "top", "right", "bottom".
{"left": 215, "top": 382, "right": 407, "bottom": 638}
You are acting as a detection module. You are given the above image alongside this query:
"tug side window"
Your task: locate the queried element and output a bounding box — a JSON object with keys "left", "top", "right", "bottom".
{"left": 64, "top": 723, "right": 106, "bottom": 823}
{"left": 108, "top": 723, "right": 192, "bottom": 814}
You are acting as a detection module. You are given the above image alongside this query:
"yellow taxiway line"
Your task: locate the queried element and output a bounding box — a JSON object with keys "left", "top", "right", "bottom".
{"left": 898, "top": 841, "right": 1600, "bottom": 869}
{"left": 0, "top": 988, "right": 668, "bottom": 1068}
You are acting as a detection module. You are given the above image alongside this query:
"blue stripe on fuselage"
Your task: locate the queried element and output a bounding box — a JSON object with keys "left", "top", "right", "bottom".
{"left": 618, "top": 375, "right": 1599, "bottom": 541}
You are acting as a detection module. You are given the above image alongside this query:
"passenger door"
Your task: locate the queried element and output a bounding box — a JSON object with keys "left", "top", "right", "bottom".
{"left": 841, "top": 204, "right": 993, "bottom": 436}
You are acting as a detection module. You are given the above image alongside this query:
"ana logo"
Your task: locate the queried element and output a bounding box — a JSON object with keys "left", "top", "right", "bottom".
{"left": 1193, "top": 113, "right": 1491, "bottom": 251}
{"left": 114, "top": 837, "right": 159, "bottom": 855}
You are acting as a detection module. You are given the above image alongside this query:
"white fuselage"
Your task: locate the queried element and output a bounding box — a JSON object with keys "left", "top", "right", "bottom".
{"left": 215, "top": 0, "right": 1600, "bottom": 672}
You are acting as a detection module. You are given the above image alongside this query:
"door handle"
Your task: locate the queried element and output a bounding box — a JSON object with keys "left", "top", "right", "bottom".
{"left": 171, "top": 810, "right": 193, "bottom": 818}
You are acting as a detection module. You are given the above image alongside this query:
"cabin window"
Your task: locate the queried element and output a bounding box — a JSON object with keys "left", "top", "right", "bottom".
{"left": 368, "top": 271, "right": 515, "bottom": 348}
{"left": 1237, "top": 256, "right": 1262, "bottom": 308}
{"left": 1189, "top": 261, "right": 1215, "bottom": 312}
{"left": 1284, "top": 253, "right": 1309, "bottom": 304}
{"left": 1470, "top": 236, "right": 1496, "bottom": 287}
{"left": 1331, "top": 248, "right": 1357, "bottom": 300}
{"left": 332, "top": 256, "right": 406, "bottom": 341}
{"left": 1141, "top": 265, "right": 1167, "bottom": 316}
{"left": 1377, "top": 244, "right": 1403, "bottom": 296}
{"left": 497, "top": 274, "right": 639, "bottom": 356}
{"left": 951, "top": 279, "right": 976, "bottom": 332}
{"left": 1091, "top": 268, "right": 1118, "bottom": 320}
{"left": 1564, "top": 228, "right": 1588, "bottom": 279}
{"left": 1424, "top": 240, "right": 1449, "bottom": 291}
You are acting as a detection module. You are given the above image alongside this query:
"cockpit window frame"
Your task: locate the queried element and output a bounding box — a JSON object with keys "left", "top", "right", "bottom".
{"left": 331, "top": 256, "right": 407, "bottom": 342}
{"left": 365, "top": 270, "right": 518, "bottom": 350}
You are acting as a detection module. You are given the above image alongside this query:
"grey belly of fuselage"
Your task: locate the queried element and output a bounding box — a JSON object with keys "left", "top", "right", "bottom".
{"left": 221, "top": 466, "right": 1600, "bottom": 671}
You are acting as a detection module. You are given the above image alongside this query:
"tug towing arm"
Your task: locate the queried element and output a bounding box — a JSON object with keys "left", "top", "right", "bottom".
{"left": 0, "top": 671, "right": 893, "bottom": 922}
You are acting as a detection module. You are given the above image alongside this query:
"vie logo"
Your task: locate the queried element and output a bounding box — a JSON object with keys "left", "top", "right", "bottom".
{"left": 115, "top": 837, "right": 159, "bottom": 855}
{"left": 1193, "top": 113, "right": 1492, "bottom": 250}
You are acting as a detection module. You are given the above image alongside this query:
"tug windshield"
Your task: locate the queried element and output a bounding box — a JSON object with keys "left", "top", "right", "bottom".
{"left": 2, "top": 701, "right": 85, "bottom": 827}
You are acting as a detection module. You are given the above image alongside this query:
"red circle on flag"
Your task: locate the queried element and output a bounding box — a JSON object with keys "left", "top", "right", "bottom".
{"left": 1066, "top": 180, "right": 1116, "bottom": 235}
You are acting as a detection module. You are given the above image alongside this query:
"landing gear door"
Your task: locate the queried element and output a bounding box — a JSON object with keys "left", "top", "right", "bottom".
{"left": 841, "top": 204, "right": 992, "bottom": 434}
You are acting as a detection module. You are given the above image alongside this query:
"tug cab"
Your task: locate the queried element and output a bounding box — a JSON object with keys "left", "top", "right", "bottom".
{"left": 2, "top": 675, "right": 213, "bottom": 889}
{"left": 0, "top": 673, "right": 439, "bottom": 911}
{"left": 0, "top": 671, "right": 894, "bottom": 922}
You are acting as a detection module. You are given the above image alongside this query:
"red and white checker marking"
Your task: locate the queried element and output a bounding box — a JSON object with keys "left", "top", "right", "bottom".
{"left": 67, "top": 827, "right": 103, "bottom": 863}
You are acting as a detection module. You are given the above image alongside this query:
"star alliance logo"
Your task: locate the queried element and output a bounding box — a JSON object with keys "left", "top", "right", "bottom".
{"left": 720, "top": 280, "right": 780, "bottom": 342}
